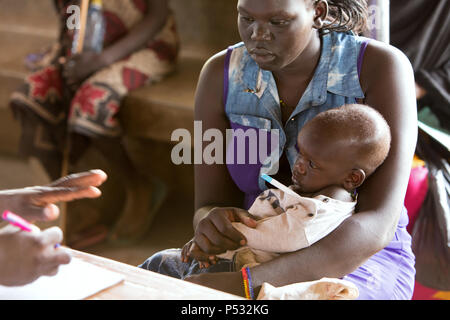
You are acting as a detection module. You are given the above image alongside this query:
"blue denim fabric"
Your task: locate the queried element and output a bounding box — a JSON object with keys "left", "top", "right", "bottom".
{"left": 139, "top": 249, "right": 235, "bottom": 280}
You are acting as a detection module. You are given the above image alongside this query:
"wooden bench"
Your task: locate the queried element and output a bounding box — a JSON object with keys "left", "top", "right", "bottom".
{"left": 121, "top": 57, "right": 203, "bottom": 142}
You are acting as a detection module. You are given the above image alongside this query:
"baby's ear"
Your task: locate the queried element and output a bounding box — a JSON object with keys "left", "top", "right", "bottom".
{"left": 343, "top": 169, "right": 366, "bottom": 190}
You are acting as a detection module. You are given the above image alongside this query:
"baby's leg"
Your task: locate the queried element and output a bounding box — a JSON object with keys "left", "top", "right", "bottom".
{"left": 139, "top": 248, "right": 235, "bottom": 279}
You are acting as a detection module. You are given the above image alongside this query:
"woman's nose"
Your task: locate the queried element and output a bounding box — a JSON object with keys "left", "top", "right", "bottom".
{"left": 251, "top": 23, "right": 271, "bottom": 41}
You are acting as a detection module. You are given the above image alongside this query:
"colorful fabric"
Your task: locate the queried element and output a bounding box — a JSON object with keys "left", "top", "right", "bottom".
{"left": 10, "top": 0, "right": 179, "bottom": 177}
{"left": 405, "top": 165, "right": 429, "bottom": 234}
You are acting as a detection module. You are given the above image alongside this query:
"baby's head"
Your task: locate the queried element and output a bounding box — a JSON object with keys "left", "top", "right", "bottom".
{"left": 292, "top": 104, "right": 391, "bottom": 193}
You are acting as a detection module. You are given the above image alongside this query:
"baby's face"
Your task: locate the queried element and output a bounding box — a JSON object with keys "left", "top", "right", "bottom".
{"left": 293, "top": 127, "right": 354, "bottom": 193}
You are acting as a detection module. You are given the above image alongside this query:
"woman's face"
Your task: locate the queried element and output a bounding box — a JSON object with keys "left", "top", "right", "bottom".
{"left": 237, "top": 0, "right": 317, "bottom": 71}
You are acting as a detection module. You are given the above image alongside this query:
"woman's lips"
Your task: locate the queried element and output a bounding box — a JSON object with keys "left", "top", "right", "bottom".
{"left": 250, "top": 48, "right": 276, "bottom": 64}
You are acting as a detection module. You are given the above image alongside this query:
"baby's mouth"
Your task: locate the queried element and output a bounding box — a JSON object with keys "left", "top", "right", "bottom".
{"left": 292, "top": 173, "right": 302, "bottom": 186}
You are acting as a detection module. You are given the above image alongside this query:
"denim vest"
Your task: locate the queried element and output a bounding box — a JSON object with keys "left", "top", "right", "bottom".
{"left": 224, "top": 31, "right": 369, "bottom": 209}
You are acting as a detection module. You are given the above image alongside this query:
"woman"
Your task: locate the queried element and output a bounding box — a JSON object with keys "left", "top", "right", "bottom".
{"left": 10, "top": 0, "right": 179, "bottom": 242}
{"left": 141, "top": 0, "right": 417, "bottom": 299}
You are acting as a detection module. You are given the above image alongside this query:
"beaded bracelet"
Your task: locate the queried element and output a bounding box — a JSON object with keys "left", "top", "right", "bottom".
{"left": 241, "top": 267, "right": 254, "bottom": 300}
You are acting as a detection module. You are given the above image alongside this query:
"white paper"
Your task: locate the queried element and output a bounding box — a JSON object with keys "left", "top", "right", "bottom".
{"left": 0, "top": 258, "right": 124, "bottom": 300}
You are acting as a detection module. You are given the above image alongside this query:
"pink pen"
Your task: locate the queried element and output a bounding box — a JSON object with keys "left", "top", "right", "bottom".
{"left": 2, "top": 210, "right": 40, "bottom": 232}
{"left": 2, "top": 210, "right": 61, "bottom": 248}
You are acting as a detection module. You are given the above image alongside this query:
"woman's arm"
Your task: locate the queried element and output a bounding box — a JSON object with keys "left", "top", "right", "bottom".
{"left": 192, "top": 51, "right": 260, "bottom": 253}
{"left": 99, "top": 0, "right": 169, "bottom": 66}
{"left": 193, "top": 52, "right": 244, "bottom": 214}
{"left": 63, "top": 0, "right": 169, "bottom": 86}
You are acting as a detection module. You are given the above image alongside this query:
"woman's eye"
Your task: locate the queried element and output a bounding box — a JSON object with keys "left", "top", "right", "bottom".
{"left": 240, "top": 16, "right": 254, "bottom": 23}
{"left": 309, "top": 160, "right": 317, "bottom": 169}
{"left": 270, "top": 20, "right": 289, "bottom": 26}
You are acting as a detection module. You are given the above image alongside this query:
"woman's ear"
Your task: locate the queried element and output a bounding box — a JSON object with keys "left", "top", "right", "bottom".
{"left": 313, "top": 0, "right": 329, "bottom": 29}
{"left": 343, "top": 169, "right": 366, "bottom": 191}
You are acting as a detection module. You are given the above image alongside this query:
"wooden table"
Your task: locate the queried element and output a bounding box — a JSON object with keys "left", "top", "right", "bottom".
{"left": 69, "top": 249, "right": 244, "bottom": 300}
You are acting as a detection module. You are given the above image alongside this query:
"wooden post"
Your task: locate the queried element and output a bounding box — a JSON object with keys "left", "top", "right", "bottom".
{"left": 59, "top": 0, "right": 90, "bottom": 242}
{"left": 75, "top": 0, "right": 90, "bottom": 53}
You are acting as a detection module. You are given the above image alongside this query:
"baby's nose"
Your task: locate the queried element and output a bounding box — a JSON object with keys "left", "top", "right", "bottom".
{"left": 294, "top": 159, "right": 307, "bottom": 175}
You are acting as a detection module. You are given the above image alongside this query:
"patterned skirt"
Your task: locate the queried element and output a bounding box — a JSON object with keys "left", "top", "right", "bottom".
{"left": 10, "top": 9, "right": 179, "bottom": 178}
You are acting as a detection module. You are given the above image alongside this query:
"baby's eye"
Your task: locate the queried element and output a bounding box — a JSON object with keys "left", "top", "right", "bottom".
{"left": 309, "top": 160, "right": 318, "bottom": 169}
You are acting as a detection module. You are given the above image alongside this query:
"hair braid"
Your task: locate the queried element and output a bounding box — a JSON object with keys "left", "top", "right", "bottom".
{"left": 320, "top": 0, "right": 369, "bottom": 34}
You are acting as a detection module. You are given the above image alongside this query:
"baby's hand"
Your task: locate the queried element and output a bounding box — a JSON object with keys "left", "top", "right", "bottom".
{"left": 181, "top": 239, "right": 217, "bottom": 269}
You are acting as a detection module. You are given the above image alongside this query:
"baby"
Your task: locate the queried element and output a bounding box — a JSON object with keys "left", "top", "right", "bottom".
{"left": 184, "top": 104, "right": 392, "bottom": 270}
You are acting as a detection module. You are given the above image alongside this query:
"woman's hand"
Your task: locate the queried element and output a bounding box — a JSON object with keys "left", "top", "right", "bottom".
{"left": 194, "top": 207, "right": 257, "bottom": 255}
{"left": 0, "top": 226, "right": 71, "bottom": 286}
{"left": 62, "top": 52, "right": 105, "bottom": 88}
{"left": 0, "top": 170, "right": 107, "bottom": 223}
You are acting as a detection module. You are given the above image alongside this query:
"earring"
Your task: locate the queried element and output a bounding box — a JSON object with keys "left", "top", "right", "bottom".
{"left": 314, "top": 18, "right": 324, "bottom": 29}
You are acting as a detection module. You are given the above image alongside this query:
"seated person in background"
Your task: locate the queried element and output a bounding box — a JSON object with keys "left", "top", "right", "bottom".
{"left": 9, "top": 0, "right": 179, "bottom": 242}
{"left": 0, "top": 170, "right": 107, "bottom": 286}
{"left": 181, "top": 104, "right": 392, "bottom": 270}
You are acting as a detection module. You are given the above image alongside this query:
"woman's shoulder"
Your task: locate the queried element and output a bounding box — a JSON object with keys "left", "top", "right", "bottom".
{"left": 195, "top": 51, "right": 228, "bottom": 107}
{"left": 359, "top": 37, "right": 414, "bottom": 93}
{"left": 364, "top": 38, "right": 412, "bottom": 66}
{"left": 195, "top": 46, "right": 242, "bottom": 121}
{"left": 200, "top": 43, "right": 246, "bottom": 76}
{"left": 196, "top": 43, "right": 247, "bottom": 104}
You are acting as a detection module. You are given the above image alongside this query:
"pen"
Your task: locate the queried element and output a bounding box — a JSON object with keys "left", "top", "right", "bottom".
{"left": 2, "top": 210, "right": 61, "bottom": 248}
{"left": 261, "top": 174, "right": 300, "bottom": 197}
{"left": 2, "top": 210, "right": 40, "bottom": 233}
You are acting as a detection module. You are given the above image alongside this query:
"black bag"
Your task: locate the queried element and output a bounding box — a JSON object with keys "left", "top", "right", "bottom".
{"left": 412, "top": 130, "right": 450, "bottom": 290}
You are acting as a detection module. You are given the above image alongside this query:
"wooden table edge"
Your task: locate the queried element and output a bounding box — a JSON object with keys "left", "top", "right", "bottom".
{"left": 68, "top": 249, "right": 244, "bottom": 300}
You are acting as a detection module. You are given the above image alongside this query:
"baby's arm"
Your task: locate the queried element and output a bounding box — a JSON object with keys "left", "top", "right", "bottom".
{"left": 181, "top": 239, "right": 217, "bottom": 268}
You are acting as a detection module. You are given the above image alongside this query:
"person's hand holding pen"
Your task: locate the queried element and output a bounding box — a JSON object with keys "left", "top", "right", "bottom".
{"left": 0, "top": 222, "right": 68, "bottom": 286}
{"left": 0, "top": 170, "right": 107, "bottom": 287}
